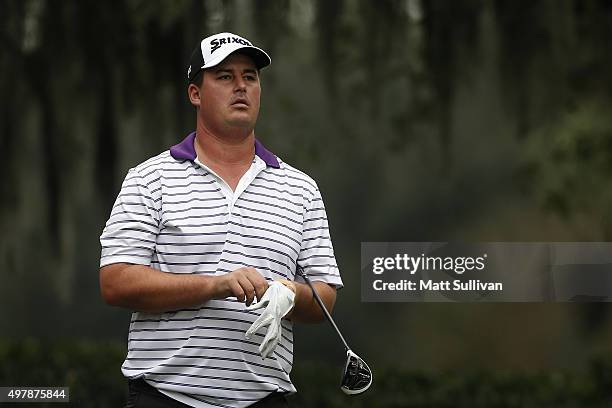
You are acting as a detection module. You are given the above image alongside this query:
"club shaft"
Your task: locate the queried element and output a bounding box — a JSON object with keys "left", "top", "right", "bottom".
{"left": 296, "top": 267, "right": 350, "bottom": 351}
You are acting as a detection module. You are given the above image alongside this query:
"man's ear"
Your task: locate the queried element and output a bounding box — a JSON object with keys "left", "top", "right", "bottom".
{"left": 188, "top": 83, "right": 201, "bottom": 107}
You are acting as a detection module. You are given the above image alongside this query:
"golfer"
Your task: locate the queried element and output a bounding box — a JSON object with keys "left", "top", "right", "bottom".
{"left": 99, "top": 32, "right": 343, "bottom": 408}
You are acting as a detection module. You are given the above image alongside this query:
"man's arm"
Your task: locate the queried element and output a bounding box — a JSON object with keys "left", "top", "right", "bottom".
{"left": 280, "top": 280, "right": 337, "bottom": 323}
{"left": 100, "top": 263, "right": 269, "bottom": 313}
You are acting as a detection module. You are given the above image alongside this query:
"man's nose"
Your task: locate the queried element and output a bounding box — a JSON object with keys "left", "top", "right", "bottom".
{"left": 234, "top": 77, "right": 247, "bottom": 92}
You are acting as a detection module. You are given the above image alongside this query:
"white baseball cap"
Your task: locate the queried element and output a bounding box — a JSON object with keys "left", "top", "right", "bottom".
{"left": 187, "top": 32, "right": 271, "bottom": 82}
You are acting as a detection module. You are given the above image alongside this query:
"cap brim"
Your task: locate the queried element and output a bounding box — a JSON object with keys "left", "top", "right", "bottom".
{"left": 205, "top": 46, "right": 271, "bottom": 70}
{"left": 236, "top": 46, "right": 271, "bottom": 69}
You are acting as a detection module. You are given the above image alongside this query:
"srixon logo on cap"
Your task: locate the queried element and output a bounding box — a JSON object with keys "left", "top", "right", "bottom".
{"left": 210, "top": 36, "right": 252, "bottom": 54}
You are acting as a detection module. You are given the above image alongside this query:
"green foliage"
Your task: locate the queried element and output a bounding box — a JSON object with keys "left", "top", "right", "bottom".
{"left": 291, "top": 361, "right": 612, "bottom": 407}
{"left": 0, "top": 338, "right": 127, "bottom": 407}
{"left": 2, "top": 339, "right": 612, "bottom": 407}
{"left": 521, "top": 100, "right": 612, "bottom": 230}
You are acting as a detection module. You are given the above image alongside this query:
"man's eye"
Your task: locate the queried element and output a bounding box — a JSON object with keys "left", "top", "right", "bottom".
{"left": 244, "top": 75, "right": 257, "bottom": 81}
{"left": 218, "top": 75, "right": 231, "bottom": 80}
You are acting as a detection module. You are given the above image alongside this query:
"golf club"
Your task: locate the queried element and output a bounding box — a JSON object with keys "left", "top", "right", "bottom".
{"left": 296, "top": 266, "right": 373, "bottom": 395}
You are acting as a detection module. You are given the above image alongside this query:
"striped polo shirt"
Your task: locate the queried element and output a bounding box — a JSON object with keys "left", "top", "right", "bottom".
{"left": 99, "top": 132, "right": 342, "bottom": 408}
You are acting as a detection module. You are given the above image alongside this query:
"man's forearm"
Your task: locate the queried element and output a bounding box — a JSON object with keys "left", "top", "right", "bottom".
{"left": 100, "top": 263, "right": 270, "bottom": 313}
{"left": 288, "top": 281, "right": 337, "bottom": 323}
{"left": 100, "top": 263, "right": 218, "bottom": 313}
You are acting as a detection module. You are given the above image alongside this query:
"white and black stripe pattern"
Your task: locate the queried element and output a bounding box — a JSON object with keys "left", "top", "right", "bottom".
{"left": 99, "top": 133, "right": 342, "bottom": 408}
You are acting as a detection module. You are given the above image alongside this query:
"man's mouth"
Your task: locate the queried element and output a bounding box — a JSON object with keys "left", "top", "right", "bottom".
{"left": 231, "top": 98, "right": 249, "bottom": 108}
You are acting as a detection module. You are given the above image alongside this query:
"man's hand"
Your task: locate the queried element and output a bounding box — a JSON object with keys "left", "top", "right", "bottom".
{"left": 267, "top": 277, "right": 337, "bottom": 322}
{"left": 216, "top": 267, "right": 269, "bottom": 306}
{"left": 276, "top": 279, "right": 296, "bottom": 294}
{"left": 281, "top": 279, "right": 336, "bottom": 323}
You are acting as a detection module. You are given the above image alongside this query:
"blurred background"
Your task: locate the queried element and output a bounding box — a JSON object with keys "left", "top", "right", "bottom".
{"left": 2, "top": 0, "right": 612, "bottom": 406}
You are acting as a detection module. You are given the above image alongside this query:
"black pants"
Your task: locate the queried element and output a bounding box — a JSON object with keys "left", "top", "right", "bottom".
{"left": 125, "top": 378, "right": 289, "bottom": 408}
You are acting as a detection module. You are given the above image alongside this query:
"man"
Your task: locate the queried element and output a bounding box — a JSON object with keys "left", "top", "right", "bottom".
{"left": 99, "top": 32, "right": 343, "bottom": 408}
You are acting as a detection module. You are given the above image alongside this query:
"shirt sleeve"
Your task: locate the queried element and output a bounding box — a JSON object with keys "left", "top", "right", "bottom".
{"left": 296, "top": 185, "right": 343, "bottom": 289}
{"left": 99, "top": 168, "right": 161, "bottom": 268}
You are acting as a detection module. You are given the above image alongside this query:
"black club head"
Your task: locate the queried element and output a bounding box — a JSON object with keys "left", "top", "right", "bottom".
{"left": 340, "top": 350, "right": 373, "bottom": 395}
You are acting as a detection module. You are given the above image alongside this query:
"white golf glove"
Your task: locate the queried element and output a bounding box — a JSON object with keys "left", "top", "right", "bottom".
{"left": 245, "top": 281, "right": 295, "bottom": 359}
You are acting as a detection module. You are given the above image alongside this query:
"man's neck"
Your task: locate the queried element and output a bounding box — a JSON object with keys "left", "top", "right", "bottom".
{"left": 193, "top": 123, "right": 258, "bottom": 191}
{"left": 194, "top": 123, "right": 255, "bottom": 168}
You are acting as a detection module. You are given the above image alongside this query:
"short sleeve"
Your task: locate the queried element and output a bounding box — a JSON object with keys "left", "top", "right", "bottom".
{"left": 99, "top": 168, "right": 161, "bottom": 267}
{"left": 296, "top": 185, "right": 343, "bottom": 288}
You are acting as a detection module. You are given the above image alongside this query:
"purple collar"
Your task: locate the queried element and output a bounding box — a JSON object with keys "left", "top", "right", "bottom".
{"left": 169, "top": 131, "right": 280, "bottom": 168}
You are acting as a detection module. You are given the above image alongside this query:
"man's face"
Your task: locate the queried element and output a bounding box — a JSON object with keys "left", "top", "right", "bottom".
{"left": 198, "top": 53, "right": 261, "bottom": 133}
